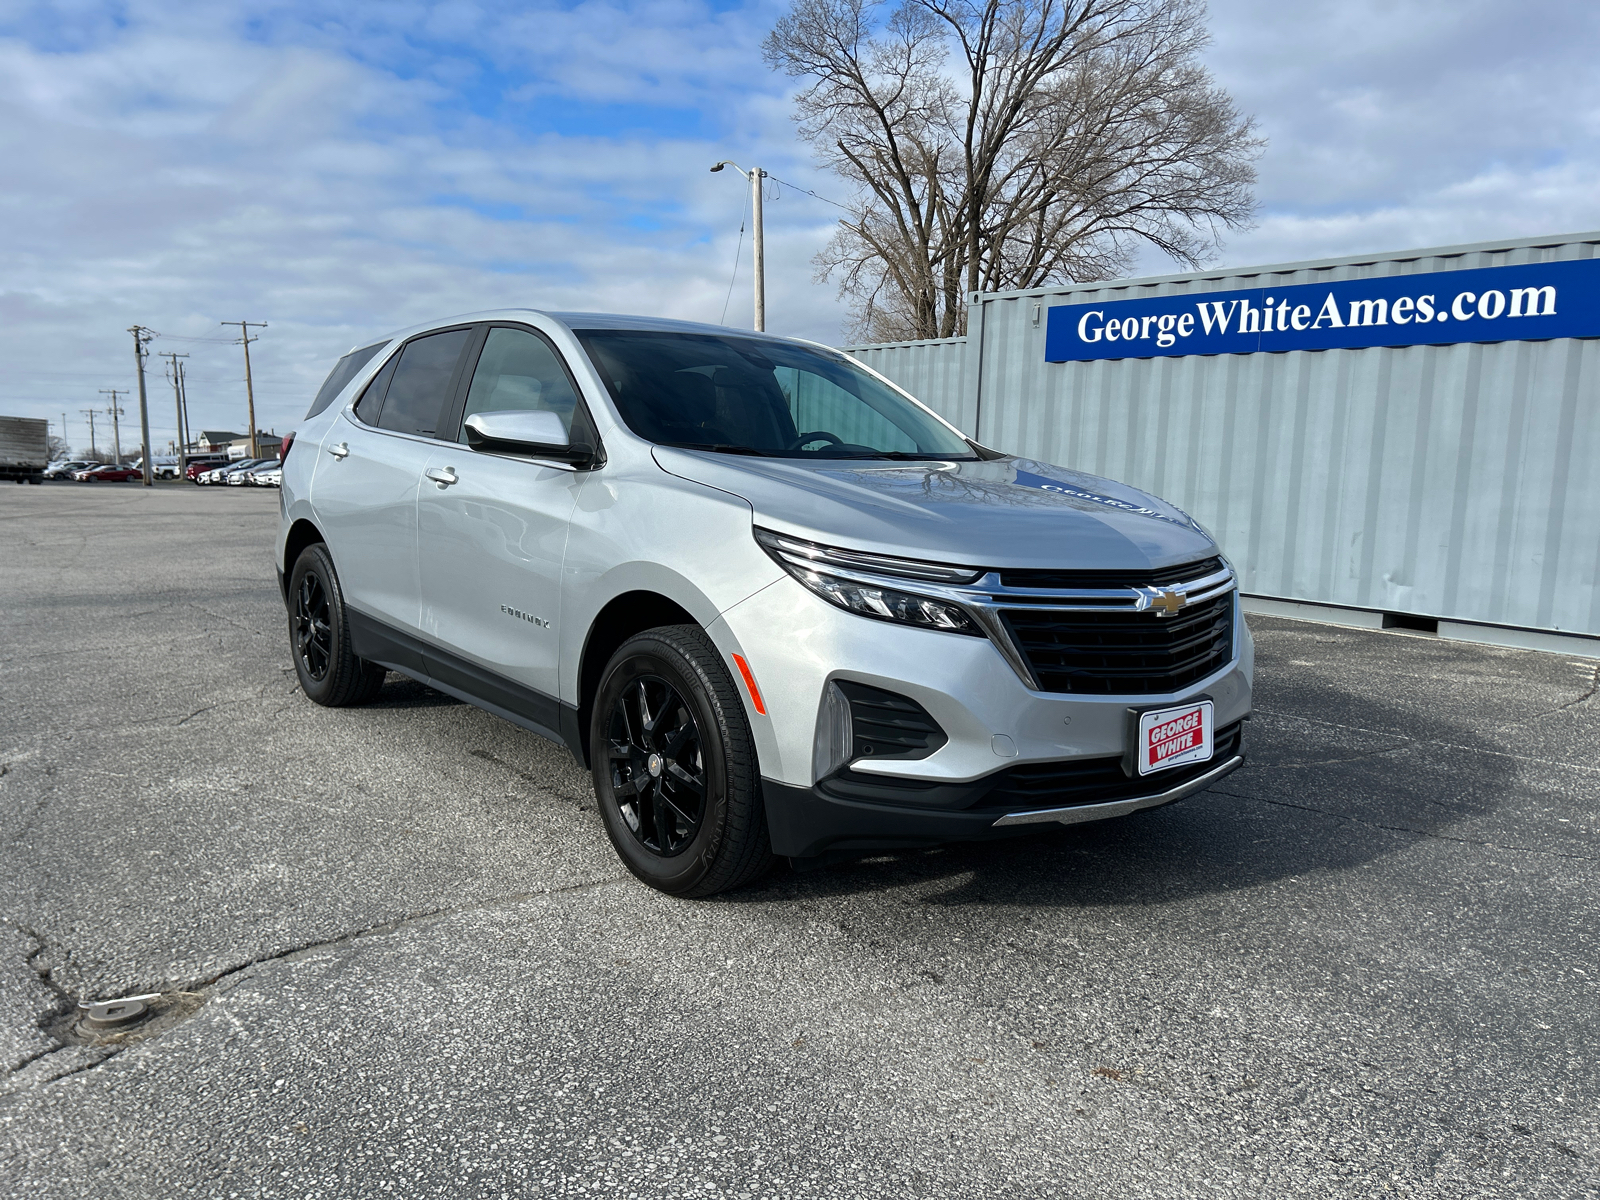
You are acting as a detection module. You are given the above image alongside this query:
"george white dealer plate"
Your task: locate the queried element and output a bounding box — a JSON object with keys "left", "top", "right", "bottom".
{"left": 1135, "top": 700, "right": 1214, "bottom": 777}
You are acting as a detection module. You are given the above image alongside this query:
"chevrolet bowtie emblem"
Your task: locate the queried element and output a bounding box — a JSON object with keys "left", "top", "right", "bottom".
{"left": 1147, "top": 587, "right": 1187, "bottom": 616}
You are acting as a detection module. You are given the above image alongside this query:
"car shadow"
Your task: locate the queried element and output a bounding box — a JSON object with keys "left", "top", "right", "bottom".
{"left": 737, "top": 674, "right": 1518, "bottom": 909}
{"left": 367, "top": 675, "right": 467, "bottom": 709}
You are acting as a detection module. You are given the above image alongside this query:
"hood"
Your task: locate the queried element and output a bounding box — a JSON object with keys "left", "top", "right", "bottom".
{"left": 652, "top": 449, "right": 1218, "bottom": 571}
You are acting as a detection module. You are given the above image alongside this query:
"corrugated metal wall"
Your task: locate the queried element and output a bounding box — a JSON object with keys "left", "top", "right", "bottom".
{"left": 846, "top": 232, "right": 1600, "bottom": 637}
{"left": 846, "top": 337, "right": 970, "bottom": 430}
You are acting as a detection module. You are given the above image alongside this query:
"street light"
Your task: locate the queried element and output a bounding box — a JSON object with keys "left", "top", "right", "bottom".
{"left": 711, "top": 160, "right": 765, "bottom": 332}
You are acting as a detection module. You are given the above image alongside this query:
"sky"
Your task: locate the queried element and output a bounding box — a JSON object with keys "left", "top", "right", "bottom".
{"left": 1, "top": 0, "right": 1597, "bottom": 454}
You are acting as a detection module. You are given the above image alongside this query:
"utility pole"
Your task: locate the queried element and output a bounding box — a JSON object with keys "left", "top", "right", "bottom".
{"left": 80, "top": 409, "right": 98, "bottom": 460}
{"left": 177, "top": 359, "right": 192, "bottom": 459}
{"left": 160, "top": 351, "right": 190, "bottom": 473}
{"left": 220, "top": 320, "right": 267, "bottom": 456}
{"left": 129, "top": 326, "right": 156, "bottom": 486}
{"left": 710, "top": 161, "right": 766, "bottom": 331}
{"left": 99, "top": 389, "right": 127, "bottom": 463}
{"left": 751, "top": 167, "right": 765, "bottom": 332}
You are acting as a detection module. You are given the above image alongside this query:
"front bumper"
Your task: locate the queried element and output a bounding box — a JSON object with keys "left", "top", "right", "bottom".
{"left": 714, "top": 568, "right": 1254, "bottom": 857}
{"left": 764, "top": 750, "right": 1245, "bottom": 858}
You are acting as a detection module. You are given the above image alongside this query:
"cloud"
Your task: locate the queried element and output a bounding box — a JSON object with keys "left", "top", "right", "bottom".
{"left": 1150, "top": 0, "right": 1600, "bottom": 272}
{"left": 3, "top": 0, "right": 1598, "bottom": 451}
{"left": 0, "top": 0, "right": 840, "bottom": 448}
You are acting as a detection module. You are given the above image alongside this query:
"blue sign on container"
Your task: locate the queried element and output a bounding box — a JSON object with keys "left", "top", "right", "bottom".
{"left": 1045, "top": 258, "right": 1600, "bottom": 362}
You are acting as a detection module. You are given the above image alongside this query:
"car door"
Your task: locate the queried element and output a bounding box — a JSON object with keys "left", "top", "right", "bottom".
{"left": 415, "top": 323, "right": 597, "bottom": 729}
{"left": 312, "top": 325, "right": 476, "bottom": 657}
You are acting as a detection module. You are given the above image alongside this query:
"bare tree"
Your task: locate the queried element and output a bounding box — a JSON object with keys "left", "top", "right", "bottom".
{"left": 764, "top": 0, "right": 1262, "bottom": 341}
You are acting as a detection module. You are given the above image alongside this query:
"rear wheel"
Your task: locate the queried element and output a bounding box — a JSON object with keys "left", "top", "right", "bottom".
{"left": 591, "top": 625, "right": 773, "bottom": 897}
{"left": 287, "top": 543, "right": 386, "bottom": 707}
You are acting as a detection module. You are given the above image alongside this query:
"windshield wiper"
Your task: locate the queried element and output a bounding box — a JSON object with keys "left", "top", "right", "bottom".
{"left": 660, "top": 442, "right": 776, "bottom": 457}
{"left": 824, "top": 450, "right": 977, "bottom": 461}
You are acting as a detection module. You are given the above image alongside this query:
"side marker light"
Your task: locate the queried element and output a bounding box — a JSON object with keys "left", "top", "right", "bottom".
{"left": 731, "top": 653, "right": 766, "bottom": 716}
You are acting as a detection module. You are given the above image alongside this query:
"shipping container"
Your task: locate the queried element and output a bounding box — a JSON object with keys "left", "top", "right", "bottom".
{"left": 847, "top": 231, "right": 1600, "bottom": 646}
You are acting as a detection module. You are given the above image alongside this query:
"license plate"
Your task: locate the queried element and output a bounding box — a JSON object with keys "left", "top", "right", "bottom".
{"left": 1133, "top": 700, "right": 1214, "bottom": 777}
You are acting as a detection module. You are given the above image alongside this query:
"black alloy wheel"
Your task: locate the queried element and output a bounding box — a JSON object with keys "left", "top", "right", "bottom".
{"left": 286, "top": 542, "right": 386, "bottom": 708}
{"left": 294, "top": 569, "right": 333, "bottom": 683}
{"left": 590, "top": 625, "right": 773, "bottom": 897}
{"left": 606, "top": 676, "right": 708, "bottom": 856}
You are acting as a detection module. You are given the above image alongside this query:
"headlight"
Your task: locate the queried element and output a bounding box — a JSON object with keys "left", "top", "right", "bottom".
{"left": 754, "top": 527, "right": 983, "bottom": 636}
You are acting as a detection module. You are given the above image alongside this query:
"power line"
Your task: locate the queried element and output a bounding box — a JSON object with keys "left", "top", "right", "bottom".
{"left": 720, "top": 194, "right": 749, "bottom": 327}
{"left": 764, "top": 173, "right": 854, "bottom": 213}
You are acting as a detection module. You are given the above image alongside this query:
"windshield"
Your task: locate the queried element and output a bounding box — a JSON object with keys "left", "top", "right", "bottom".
{"left": 575, "top": 330, "right": 975, "bottom": 460}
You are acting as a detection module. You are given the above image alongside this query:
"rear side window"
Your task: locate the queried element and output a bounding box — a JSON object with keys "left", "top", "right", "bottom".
{"left": 353, "top": 352, "right": 399, "bottom": 425}
{"left": 378, "top": 329, "right": 473, "bottom": 437}
{"left": 458, "top": 327, "right": 582, "bottom": 441}
{"left": 305, "top": 342, "right": 386, "bottom": 419}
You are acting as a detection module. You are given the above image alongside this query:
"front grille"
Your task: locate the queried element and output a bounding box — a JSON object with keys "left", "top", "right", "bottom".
{"left": 978, "top": 721, "right": 1243, "bottom": 812}
{"left": 1004, "top": 591, "right": 1234, "bottom": 695}
{"left": 999, "top": 556, "right": 1222, "bottom": 592}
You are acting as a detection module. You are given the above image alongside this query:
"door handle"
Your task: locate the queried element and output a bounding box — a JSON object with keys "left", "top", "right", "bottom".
{"left": 328, "top": 442, "right": 349, "bottom": 459}
{"left": 425, "top": 466, "right": 458, "bottom": 488}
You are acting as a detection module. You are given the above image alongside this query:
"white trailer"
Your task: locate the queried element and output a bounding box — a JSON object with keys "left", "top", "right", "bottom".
{"left": 0, "top": 416, "right": 48, "bottom": 484}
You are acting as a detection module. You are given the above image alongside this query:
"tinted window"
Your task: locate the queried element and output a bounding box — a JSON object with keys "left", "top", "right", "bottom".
{"left": 575, "top": 330, "right": 972, "bottom": 460}
{"left": 305, "top": 342, "right": 386, "bottom": 419}
{"left": 377, "top": 329, "right": 472, "bottom": 437}
{"left": 353, "top": 352, "right": 399, "bottom": 426}
{"left": 459, "top": 328, "right": 582, "bottom": 441}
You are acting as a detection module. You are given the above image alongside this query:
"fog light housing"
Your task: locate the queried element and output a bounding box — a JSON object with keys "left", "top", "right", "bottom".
{"left": 814, "top": 681, "right": 854, "bottom": 782}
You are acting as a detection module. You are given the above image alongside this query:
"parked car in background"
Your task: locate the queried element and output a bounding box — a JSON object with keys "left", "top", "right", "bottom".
{"left": 232, "top": 458, "right": 280, "bottom": 486}
{"left": 277, "top": 310, "right": 1252, "bottom": 896}
{"left": 132, "top": 456, "right": 181, "bottom": 479}
{"left": 249, "top": 463, "right": 283, "bottom": 487}
{"left": 75, "top": 464, "right": 141, "bottom": 482}
{"left": 199, "top": 460, "right": 262, "bottom": 485}
{"left": 44, "top": 460, "right": 96, "bottom": 479}
{"left": 186, "top": 455, "right": 231, "bottom": 481}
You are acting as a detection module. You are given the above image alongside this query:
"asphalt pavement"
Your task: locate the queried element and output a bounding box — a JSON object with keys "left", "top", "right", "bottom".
{"left": 1, "top": 482, "right": 1596, "bottom": 1198}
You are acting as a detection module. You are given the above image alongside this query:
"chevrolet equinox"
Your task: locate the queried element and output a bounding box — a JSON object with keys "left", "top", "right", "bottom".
{"left": 277, "top": 311, "right": 1252, "bottom": 896}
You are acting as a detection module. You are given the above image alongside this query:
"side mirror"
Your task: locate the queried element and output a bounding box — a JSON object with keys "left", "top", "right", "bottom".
{"left": 463, "top": 410, "right": 595, "bottom": 466}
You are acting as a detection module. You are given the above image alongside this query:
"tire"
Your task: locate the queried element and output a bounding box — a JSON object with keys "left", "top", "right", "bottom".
{"left": 287, "top": 543, "right": 386, "bottom": 707}
{"left": 590, "top": 625, "right": 773, "bottom": 898}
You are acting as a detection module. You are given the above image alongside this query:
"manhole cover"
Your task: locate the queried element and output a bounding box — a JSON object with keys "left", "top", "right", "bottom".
{"left": 78, "top": 994, "right": 161, "bottom": 1032}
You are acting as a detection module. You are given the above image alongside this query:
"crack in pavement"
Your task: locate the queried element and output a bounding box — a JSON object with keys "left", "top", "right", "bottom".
{"left": 193, "top": 872, "right": 627, "bottom": 991}
{"left": 1253, "top": 709, "right": 1600, "bottom": 775}
{"left": 1507, "top": 662, "right": 1600, "bottom": 724}
{"left": 467, "top": 747, "right": 594, "bottom": 812}
{"left": 1215, "top": 789, "right": 1600, "bottom": 864}
{"left": 173, "top": 704, "right": 219, "bottom": 726}
{"left": 0, "top": 872, "right": 631, "bottom": 1094}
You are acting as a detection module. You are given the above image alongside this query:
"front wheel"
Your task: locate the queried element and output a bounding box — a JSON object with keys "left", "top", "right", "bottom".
{"left": 287, "top": 543, "right": 386, "bottom": 707}
{"left": 591, "top": 625, "right": 773, "bottom": 897}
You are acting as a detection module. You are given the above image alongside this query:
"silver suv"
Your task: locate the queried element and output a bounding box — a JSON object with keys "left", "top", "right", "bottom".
{"left": 277, "top": 311, "right": 1253, "bottom": 896}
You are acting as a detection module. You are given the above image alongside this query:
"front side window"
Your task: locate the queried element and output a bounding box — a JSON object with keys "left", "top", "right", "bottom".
{"left": 458, "top": 327, "right": 582, "bottom": 442}
{"left": 574, "top": 330, "right": 973, "bottom": 460}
